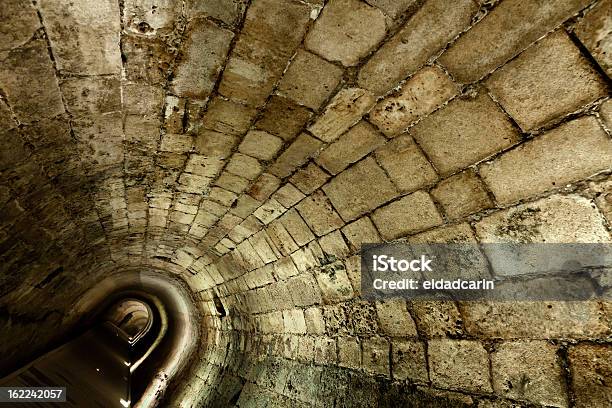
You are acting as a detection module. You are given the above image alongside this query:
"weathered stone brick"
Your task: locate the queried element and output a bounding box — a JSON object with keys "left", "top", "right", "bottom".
{"left": 392, "top": 340, "right": 428, "bottom": 382}
{"left": 218, "top": 0, "right": 310, "bottom": 106}
{"left": 277, "top": 49, "right": 343, "bottom": 111}
{"left": 318, "top": 231, "right": 349, "bottom": 260}
{"left": 185, "top": 0, "right": 247, "bottom": 26}
{"left": 185, "top": 155, "right": 224, "bottom": 178}
{"left": 428, "top": 339, "right": 492, "bottom": 393}
{"left": 316, "top": 121, "right": 386, "bottom": 175}
{"left": 568, "top": 344, "right": 612, "bottom": 408}
{"left": 215, "top": 172, "right": 249, "bottom": 194}
{"left": 283, "top": 309, "right": 307, "bottom": 334}
{"left": 486, "top": 31, "right": 607, "bottom": 131}
{"left": 0, "top": 0, "right": 40, "bottom": 51}
{"left": 123, "top": 0, "right": 182, "bottom": 35}
{"left": 267, "top": 221, "right": 299, "bottom": 256}
{"left": 314, "top": 262, "right": 353, "bottom": 303}
{"left": 122, "top": 35, "right": 173, "bottom": 85}
{"left": 253, "top": 199, "right": 286, "bottom": 225}
{"left": 358, "top": 0, "right": 477, "bottom": 94}
{"left": 287, "top": 273, "right": 322, "bottom": 307}
{"left": 0, "top": 39, "right": 64, "bottom": 122}
{"left": 369, "top": 66, "right": 458, "bottom": 137}
{"left": 290, "top": 163, "right": 331, "bottom": 195}
{"left": 248, "top": 173, "right": 281, "bottom": 202}
{"left": 366, "top": 0, "right": 418, "bottom": 20}
{"left": 269, "top": 133, "right": 323, "bottom": 178}
{"left": 375, "top": 134, "right": 438, "bottom": 193}
{"left": 61, "top": 77, "right": 122, "bottom": 118}
{"left": 314, "top": 336, "right": 337, "bottom": 365}
{"left": 431, "top": 170, "right": 493, "bottom": 220}
{"left": 225, "top": 153, "right": 262, "bottom": 180}
{"left": 195, "top": 130, "right": 238, "bottom": 158}
{"left": 362, "top": 337, "right": 390, "bottom": 376}
{"left": 475, "top": 194, "right": 611, "bottom": 244}
{"left": 439, "top": 0, "right": 591, "bottom": 83}
{"left": 255, "top": 95, "right": 313, "bottom": 141}
{"left": 304, "top": 307, "right": 326, "bottom": 335}
{"left": 575, "top": 0, "right": 612, "bottom": 77}
{"left": 338, "top": 337, "right": 361, "bottom": 370}
{"left": 323, "top": 157, "right": 398, "bottom": 221}
{"left": 160, "top": 133, "right": 194, "bottom": 153}
{"left": 480, "top": 117, "right": 612, "bottom": 204}
{"left": 279, "top": 209, "right": 315, "bottom": 247}
{"left": 171, "top": 19, "right": 234, "bottom": 99}
{"left": 305, "top": 0, "right": 386, "bottom": 67}
{"left": 491, "top": 341, "right": 568, "bottom": 407}
{"left": 272, "top": 184, "right": 306, "bottom": 208}
{"left": 308, "top": 88, "right": 376, "bottom": 143}
{"left": 39, "top": 0, "right": 122, "bottom": 74}
{"left": 295, "top": 190, "right": 345, "bottom": 236}
{"left": 201, "top": 97, "right": 257, "bottom": 136}
{"left": 376, "top": 299, "right": 418, "bottom": 337}
{"left": 239, "top": 130, "right": 284, "bottom": 161}
{"left": 372, "top": 191, "right": 443, "bottom": 240}
{"left": 411, "top": 91, "right": 519, "bottom": 177}
{"left": 341, "top": 217, "right": 381, "bottom": 251}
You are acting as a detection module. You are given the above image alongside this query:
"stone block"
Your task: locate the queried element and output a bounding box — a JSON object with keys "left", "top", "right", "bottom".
{"left": 369, "top": 66, "right": 458, "bottom": 136}
{"left": 267, "top": 221, "right": 299, "bottom": 256}
{"left": 428, "top": 339, "right": 492, "bottom": 393}
{"left": 316, "top": 121, "right": 386, "bottom": 174}
{"left": 215, "top": 172, "right": 249, "bottom": 194}
{"left": 287, "top": 273, "right": 322, "bottom": 306}
{"left": 225, "top": 153, "right": 262, "bottom": 180}
{"left": 122, "top": 34, "right": 173, "bottom": 85}
{"left": 480, "top": 117, "right": 612, "bottom": 205}
{"left": 439, "top": 0, "right": 591, "bottom": 83}
{"left": 239, "top": 130, "right": 284, "bottom": 161}
{"left": 248, "top": 173, "right": 281, "bottom": 202}
{"left": 392, "top": 340, "right": 428, "bottom": 382}
{"left": 358, "top": 0, "right": 477, "bottom": 93}
{"left": 185, "top": 155, "right": 224, "bottom": 178}
{"left": 362, "top": 337, "right": 390, "bottom": 376}
{"left": 195, "top": 129, "right": 238, "bottom": 158}
{"left": 253, "top": 199, "right": 286, "bottom": 225}
{"left": 486, "top": 31, "right": 607, "bottom": 131}
{"left": 0, "top": 0, "right": 40, "bottom": 51}
{"left": 475, "top": 194, "right": 611, "bottom": 244}
{"left": 171, "top": 19, "right": 234, "bottom": 99}
{"left": 290, "top": 163, "right": 331, "bottom": 195}
{"left": 308, "top": 88, "right": 376, "bottom": 143}
{"left": 492, "top": 341, "right": 568, "bottom": 407}
{"left": 160, "top": 133, "right": 193, "bottom": 153}
{"left": 411, "top": 91, "right": 519, "bottom": 176}
{"left": 272, "top": 184, "right": 305, "bottom": 208}
{"left": 295, "top": 190, "right": 345, "bottom": 236}
{"left": 338, "top": 337, "right": 361, "bottom": 370}
{"left": 185, "top": 0, "right": 247, "bottom": 26}
{"left": 375, "top": 134, "right": 438, "bottom": 193}
{"left": 230, "top": 195, "right": 261, "bottom": 218}
{"left": 318, "top": 231, "right": 350, "bottom": 260}
{"left": 314, "top": 262, "right": 354, "bottom": 303}
{"left": 304, "top": 307, "right": 326, "bottom": 335}
{"left": 575, "top": 0, "right": 612, "bottom": 77}
{"left": 269, "top": 133, "right": 323, "bottom": 178}
{"left": 409, "top": 300, "right": 464, "bottom": 338}
{"left": 273, "top": 256, "right": 300, "bottom": 280}
{"left": 278, "top": 49, "right": 344, "bottom": 110}
{"left": 323, "top": 157, "right": 398, "bottom": 221}
{"left": 39, "top": 0, "right": 122, "bottom": 74}
{"left": 568, "top": 344, "right": 612, "bottom": 408}
{"left": 366, "top": 0, "right": 418, "bottom": 19}
{"left": 305, "top": 0, "right": 386, "bottom": 66}
{"left": 0, "top": 39, "right": 64, "bottom": 122}
{"left": 201, "top": 97, "right": 257, "bottom": 136}
{"left": 279, "top": 209, "right": 315, "bottom": 247}
{"left": 431, "top": 169, "right": 493, "bottom": 220}
{"left": 61, "top": 77, "right": 122, "bottom": 117}
{"left": 314, "top": 336, "right": 337, "bottom": 365}
{"left": 372, "top": 191, "right": 443, "bottom": 240}
{"left": 375, "top": 299, "right": 418, "bottom": 337}
{"left": 255, "top": 95, "right": 313, "bottom": 141}
{"left": 341, "top": 217, "right": 381, "bottom": 251}
{"left": 283, "top": 309, "right": 307, "bottom": 334}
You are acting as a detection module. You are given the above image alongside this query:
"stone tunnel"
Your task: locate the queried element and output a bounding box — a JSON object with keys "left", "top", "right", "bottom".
{"left": 0, "top": 0, "right": 611, "bottom": 407}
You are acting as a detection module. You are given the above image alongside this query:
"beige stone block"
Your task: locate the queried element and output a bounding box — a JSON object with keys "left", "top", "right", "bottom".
{"left": 185, "top": 155, "right": 224, "bottom": 178}
{"left": 367, "top": 0, "right": 418, "bottom": 19}
{"left": 358, "top": 0, "right": 477, "bottom": 93}
{"left": 323, "top": 157, "right": 398, "bottom": 221}
{"left": 411, "top": 91, "right": 519, "bottom": 176}
{"left": 305, "top": 0, "right": 386, "bottom": 66}
{"left": 369, "top": 66, "right": 458, "bottom": 136}
{"left": 277, "top": 49, "right": 344, "bottom": 110}
{"left": 160, "top": 133, "right": 194, "bottom": 153}
{"left": 575, "top": 0, "right": 612, "bottom": 77}
{"left": 215, "top": 172, "right": 249, "bottom": 194}
{"left": 362, "top": 337, "right": 390, "bottom": 376}
{"left": 225, "top": 153, "right": 262, "bottom": 180}
{"left": 428, "top": 339, "right": 492, "bottom": 393}
{"left": 255, "top": 95, "right": 313, "bottom": 141}
{"left": 195, "top": 129, "right": 238, "bottom": 158}
{"left": 480, "top": 117, "right": 612, "bottom": 204}
{"left": 0, "top": 0, "right": 40, "bottom": 51}
{"left": 338, "top": 337, "right": 361, "bottom": 370}
{"left": 283, "top": 309, "right": 307, "bottom": 334}
{"left": 318, "top": 231, "right": 349, "bottom": 260}
{"left": 279, "top": 209, "right": 315, "bottom": 247}
{"left": 376, "top": 299, "right": 418, "bottom": 337}
{"left": 62, "top": 77, "right": 122, "bottom": 117}
{"left": 341, "top": 216, "right": 381, "bottom": 251}
{"left": 492, "top": 341, "right": 568, "bottom": 407}
{"left": 308, "top": 88, "right": 376, "bottom": 143}
{"left": 290, "top": 163, "right": 330, "bottom": 195}
{"left": 314, "top": 336, "right": 337, "bottom": 364}
{"left": 272, "top": 184, "right": 306, "bottom": 208}
{"left": 201, "top": 97, "right": 257, "bottom": 136}
{"left": 439, "top": 0, "right": 591, "bottom": 83}
{"left": 316, "top": 121, "right": 386, "bottom": 174}
{"left": 248, "top": 173, "right": 281, "bottom": 202}
{"left": 392, "top": 340, "right": 428, "bottom": 382}
{"left": 185, "top": 0, "right": 246, "bottom": 26}
{"left": 239, "top": 130, "right": 284, "bottom": 161}
{"left": 432, "top": 170, "right": 493, "bottom": 220}
{"left": 296, "top": 191, "right": 345, "bottom": 236}
{"left": 569, "top": 344, "right": 612, "bottom": 408}
{"left": 375, "top": 134, "right": 438, "bottom": 193}
{"left": 372, "top": 191, "right": 443, "bottom": 240}
{"left": 314, "top": 262, "right": 353, "bottom": 303}
{"left": 269, "top": 133, "right": 323, "bottom": 178}
{"left": 486, "top": 31, "right": 607, "bottom": 131}
{"left": 304, "top": 307, "right": 326, "bottom": 335}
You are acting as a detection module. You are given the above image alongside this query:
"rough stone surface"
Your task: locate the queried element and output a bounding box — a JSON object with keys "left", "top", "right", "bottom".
{"left": 431, "top": 170, "right": 493, "bottom": 220}
{"left": 486, "top": 31, "right": 607, "bottom": 131}
{"left": 369, "top": 66, "right": 458, "bottom": 137}
{"left": 568, "top": 344, "right": 612, "bottom": 408}
{"left": 372, "top": 191, "right": 443, "bottom": 240}
{"left": 239, "top": 130, "right": 284, "bottom": 161}
{"left": 576, "top": 0, "right": 612, "bottom": 77}
{"left": 305, "top": 0, "right": 387, "bottom": 67}
{"left": 480, "top": 117, "right": 612, "bottom": 205}
{"left": 439, "top": 0, "right": 591, "bottom": 83}
{"left": 429, "top": 339, "right": 492, "bottom": 393}
{"left": 255, "top": 95, "right": 313, "bottom": 141}
{"left": 323, "top": 157, "right": 398, "bottom": 222}
{"left": 410, "top": 91, "right": 519, "bottom": 177}
{"left": 295, "top": 191, "right": 345, "bottom": 237}
{"left": 358, "top": 0, "right": 477, "bottom": 94}
{"left": 392, "top": 340, "right": 428, "bottom": 382}
{"left": 0, "top": 0, "right": 40, "bottom": 51}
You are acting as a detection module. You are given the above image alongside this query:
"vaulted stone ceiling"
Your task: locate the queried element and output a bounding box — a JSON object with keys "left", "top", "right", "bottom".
{"left": 0, "top": 0, "right": 611, "bottom": 407}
